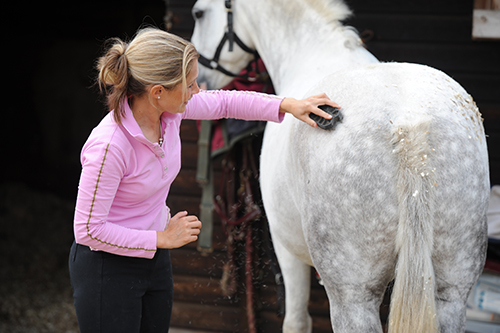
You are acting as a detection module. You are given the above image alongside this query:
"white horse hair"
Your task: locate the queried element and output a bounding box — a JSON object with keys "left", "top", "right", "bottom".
{"left": 190, "top": 0, "right": 490, "bottom": 332}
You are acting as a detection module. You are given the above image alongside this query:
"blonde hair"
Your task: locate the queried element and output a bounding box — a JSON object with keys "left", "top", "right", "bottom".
{"left": 97, "top": 27, "right": 199, "bottom": 123}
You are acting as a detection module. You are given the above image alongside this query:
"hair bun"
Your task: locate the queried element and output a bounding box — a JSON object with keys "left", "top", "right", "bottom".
{"left": 97, "top": 39, "right": 129, "bottom": 88}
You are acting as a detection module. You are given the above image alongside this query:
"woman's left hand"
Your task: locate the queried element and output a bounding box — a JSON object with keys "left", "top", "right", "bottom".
{"left": 279, "top": 93, "right": 341, "bottom": 128}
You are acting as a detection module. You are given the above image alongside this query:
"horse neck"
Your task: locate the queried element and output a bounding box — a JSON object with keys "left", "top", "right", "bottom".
{"left": 239, "top": 0, "right": 378, "bottom": 97}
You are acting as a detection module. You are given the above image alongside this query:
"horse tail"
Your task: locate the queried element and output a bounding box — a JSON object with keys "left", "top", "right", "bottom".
{"left": 388, "top": 118, "right": 439, "bottom": 333}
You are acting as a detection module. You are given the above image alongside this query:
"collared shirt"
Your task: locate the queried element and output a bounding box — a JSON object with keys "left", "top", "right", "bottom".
{"left": 74, "top": 90, "right": 284, "bottom": 258}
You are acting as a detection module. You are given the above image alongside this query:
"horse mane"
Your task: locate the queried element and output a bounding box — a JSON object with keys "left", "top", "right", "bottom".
{"left": 304, "top": 0, "right": 362, "bottom": 50}
{"left": 306, "top": 0, "right": 352, "bottom": 23}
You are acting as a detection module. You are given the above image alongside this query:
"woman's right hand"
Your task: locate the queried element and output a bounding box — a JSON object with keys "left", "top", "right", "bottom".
{"left": 156, "top": 211, "right": 202, "bottom": 249}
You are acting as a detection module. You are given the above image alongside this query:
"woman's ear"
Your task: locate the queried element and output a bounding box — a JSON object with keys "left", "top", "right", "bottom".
{"left": 150, "top": 85, "right": 164, "bottom": 100}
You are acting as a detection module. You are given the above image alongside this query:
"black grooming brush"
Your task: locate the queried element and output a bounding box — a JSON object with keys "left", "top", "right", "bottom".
{"left": 309, "top": 105, "right": 343, "bottom": 130}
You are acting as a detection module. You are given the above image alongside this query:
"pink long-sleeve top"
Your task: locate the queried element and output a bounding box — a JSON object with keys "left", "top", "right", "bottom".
{"left": 74, "top": 90, "right": 284, "bottom": 258}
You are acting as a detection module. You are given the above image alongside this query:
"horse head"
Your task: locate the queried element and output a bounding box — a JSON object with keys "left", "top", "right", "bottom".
{"left": 191, "top": 0, "right": 258, "bottom": 89}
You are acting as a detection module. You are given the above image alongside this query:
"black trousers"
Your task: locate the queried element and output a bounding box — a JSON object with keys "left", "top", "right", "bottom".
{"left": 68, "top": 241, "right": 173, "bottom": 333}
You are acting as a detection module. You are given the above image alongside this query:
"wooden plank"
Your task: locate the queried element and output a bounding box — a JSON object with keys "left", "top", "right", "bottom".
{"left": 167, "top": 0, "right": 474, "bottom": 16}
{"left": 185, "top": 225, "right": 228, "bottom": 252}
{"left": 179, "top": 141, "right": 199, "bottom": 168}
{"left": 255, "top": 311, "right": 285, "bottom": 333}
{"left": 171, "top": 279, "right": 334, "bottom": 332}
{"left": 475, "top": 0, "right": 500, "bottom": 10}
{"left": 345, "top": 0, "right": 474, "bottom": 15}
{"left": 169, "top": 167, "right": 231, "bottom": 197}
{"left": 172, "top": 301, "right": 333, "bottom": 332}
{"left": 166, "top": 194, "right": 230, "bottom": 231}
{"left": 173, "top": 275, "right": 233, "bottom": 305}
{"left": 171, "top": 247, "right": 226, "bottom": 277}
{"left": 256, "top": 282, "right": 330, "bottom": 314}
{"left": 171, "top": 301, "right": 247, "bottom": 332}
{"left": 491, "top": 161, "right": 500, "bottom": 185}
{"left": 347, "top": 13, "right": 472, "bottom": 42}
{"left": 482, "top": 105, "right": 500, "bottom": 184}
{"left": 451, "top": 73, "right": 500, "bottom": 104}
{"left": 172, "top": 272, "right": 390, "bottom": 332}
{"left": 485, "top": 122, "right": 499, "bottom": 184}
{"left": 481, "top": 105, "right": 500, "bottom": 131}
{"left": 169, "top": 168, "right": 202, "bottom": 196}
{"left": 258, "top": 310, "right": 334, "bottom": 332}
{"left": 475, "top": 0, "right": 491, "bottom": 9}
{"left": 179, "top": 142, "right": 229, "bottom": 170}
{"left": 167, "top": 194, "right": 201, "bottom": 216}
{"left": 365, "top": 42, "right": 500, "bottom": 75}
{"left": 473, "top": 9, "right": 500, "bottom": 39}
{"left": 487, "top": 132, "right": 500, "bottom": 160}
{"left": 167, "top": 0, "right": 197, "bottom": 8}
{"left": 180, "top": 119, "right": 199, "bottom": 143}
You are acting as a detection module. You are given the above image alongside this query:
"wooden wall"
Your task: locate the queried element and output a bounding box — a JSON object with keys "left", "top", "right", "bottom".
{"left": 165, "top": 0, "right": 500, "bottom": 332}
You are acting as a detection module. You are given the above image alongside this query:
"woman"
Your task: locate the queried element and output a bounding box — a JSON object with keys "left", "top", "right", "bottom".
{"left": 69, "top": 27, "right": 339, "bottom": 332}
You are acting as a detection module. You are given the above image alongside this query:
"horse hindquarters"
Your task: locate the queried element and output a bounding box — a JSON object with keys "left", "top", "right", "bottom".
{"left": 298, "top": 63, "right": 488, "bottom": 333}
{"left": 388, "top": 76, "right": 489, "bottom": 332}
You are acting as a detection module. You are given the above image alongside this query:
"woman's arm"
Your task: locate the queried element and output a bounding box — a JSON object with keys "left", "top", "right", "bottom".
{"left": 183, "top": 90, "right": 340, "bottom": 127}
{"left": 183, "top": 89, "right": 284, "bottom": 122}
{"left": 73, "top": 141, "right": 157, "bottom": 259}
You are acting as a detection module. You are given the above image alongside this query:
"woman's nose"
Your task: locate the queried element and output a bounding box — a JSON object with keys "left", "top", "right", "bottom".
{"left": 193, "top": 81, "right": 201, "bottom": 95}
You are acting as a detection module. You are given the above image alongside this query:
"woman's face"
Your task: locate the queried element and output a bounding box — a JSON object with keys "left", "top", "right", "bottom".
{"left": 161, "top": 62, "right": 200, "bottom": 114}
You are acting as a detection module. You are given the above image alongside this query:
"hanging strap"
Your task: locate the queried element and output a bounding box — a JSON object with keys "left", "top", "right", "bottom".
{"left": 196, "top": 120, "right": 214, "bottom": 254}
{"left": 196, "top": 120, "right": 212, "bottom": 184}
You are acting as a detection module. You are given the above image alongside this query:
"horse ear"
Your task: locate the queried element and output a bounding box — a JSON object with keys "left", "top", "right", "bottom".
{"left": 225, "top": 0, "right": 234, "bottom": 51}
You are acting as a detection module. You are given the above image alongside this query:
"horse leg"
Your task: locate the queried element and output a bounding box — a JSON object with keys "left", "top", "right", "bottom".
{"left": 301, "top": 191, "right": 397, "bottom": 332}
{"left": 433, "top": 246, "right": 486, "bottom": 333}
{"left": 433, "top": 216, "right": 487, "bottom": 332}
{"left": 435, "top": 299, "right": 466, "bottom": 332}
{"left": 272, "top": 237, "right": 313, "bottom": 333}
{"left": 304, "top": 213, "right": 394, "bottom": 333}
{"left": 324, "top": 284, "right": 386, "bottom": 333}
{"left": 313, "top": 247, "right": 391, "bottom": 333}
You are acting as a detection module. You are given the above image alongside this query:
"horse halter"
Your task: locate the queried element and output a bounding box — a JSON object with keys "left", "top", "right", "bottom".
{"left": 197, "top": 0, "right": 262, "bottom": 81}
